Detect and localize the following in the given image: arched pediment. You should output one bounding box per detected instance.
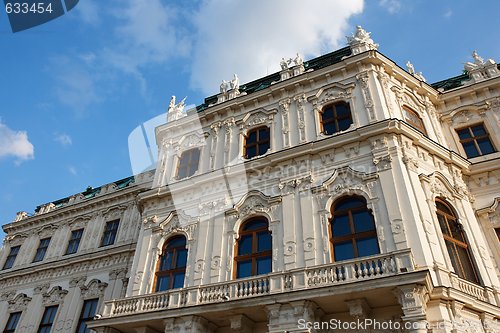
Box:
[80,279,108,299]
[240,110,275,130]
[8,293,31,312]
[391,86,426,111]
[42,286,68,306]
[308,82,356,109]
[419,171,465,200]
[102,205,127,221]
[38,224,58,239]
[443,104,488,126]
[226,190,281,229]
[178,132,206,150]
[158,210,198,241]
[68,215,92,229]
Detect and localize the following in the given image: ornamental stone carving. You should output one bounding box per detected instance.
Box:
[102,205,127,221]
[278,174,314,195]
[346,25,378,55]
[42,286,69,306]
[158,211,199,242]
[226,190,281,224]
[69,276,87,288]
[8,293,32,312]
[308,82,355,111]
[294,94,307,142]
[178,133,205,150]
[241,111,273,130]
[393,284,428,319]
[80,279,108,299]
[279,98,291,148]
[356,72,376,121]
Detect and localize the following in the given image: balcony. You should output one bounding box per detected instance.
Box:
[102,249,416,318]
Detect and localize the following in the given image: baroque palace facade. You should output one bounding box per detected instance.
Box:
[1,27,499,333]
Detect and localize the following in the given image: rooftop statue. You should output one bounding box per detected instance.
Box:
[167,95,187,122]
[293,53,303,66]
[347,26,375,45]
[406,61,426,82]
[280,57,289,70]
[230,73,240,90]
[464,50,495,71]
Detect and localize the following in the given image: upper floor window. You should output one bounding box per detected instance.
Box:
[37,305,58,333]
[321,101,353,135]
[456,124,496,158]
[2,246,20,270]
[235,218,272,278]
[495,228,500,241]
[244,127,270,159]
[33,238,51,263]
[100,220,119,247]
[66,229,83,255]
[155,236,188,292]
[3,312,21,333]
[177,148,200,179]
[402,106,427,135]
[76,298,98,333]
[330,196,379,261]
[436,199,479,284]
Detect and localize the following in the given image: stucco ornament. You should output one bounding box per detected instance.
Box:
[8,293,32,312]
[80,279,108,299]
[42,286,69,306]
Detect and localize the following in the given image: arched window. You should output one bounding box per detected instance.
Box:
[177,148,200,179]
[235,218,272,278]
[154,236,188,292]
[244,127,270,159]
[321,101,353,135]
[402,106,427,135]
[330,196,379,261]
[436,199,479,284]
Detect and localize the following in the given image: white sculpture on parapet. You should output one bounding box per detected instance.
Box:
[167,95,187,122]
[218,74,241,104]
[406,61,426,82]
[464,50,499,83]
[346,25,379,55]
[280,53,305,80]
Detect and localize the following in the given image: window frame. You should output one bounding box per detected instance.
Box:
[244,126,270,159]
[176,148,201,180]
[3,311,22,333]
[65,229,84,255]
[320,101,353,135]
[234,217,272,279]
[33,238,51,263]
[436,198,480,284]
[455,123,496,158]
[402,106,427,135]
[2,245,20,270]
[154,235,188,292]
[329,195,379,262]
[37,305,58,333]
[100,220,120,247]
[75,298,99,333]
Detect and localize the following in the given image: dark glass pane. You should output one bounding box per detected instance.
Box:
[188,164,198,177]
[323,122,335,135]
[356,237,379,257]
[238,235,253,255]
[322,107,334,119]
[436,202,453,216]
[243,219,268,231]
[335,197,365,211]
[477,138,495,155]
[77,322,87,333]
[179,153,189,166]
[337,117,352,131]
[10,246,20,255]
[177,168,187,179]
[156,276,170,292]
[334,241,354,261]
[471,125,486,136]
[331,215,351,237]
[160,252,173,271]
[448,221,465,242]
[463,142,479,158]
[167,237,186,248]
[173,272,185,289]
[257,256,272,275]
[457,128,471,139]
[352,210,375,233]
[258,143,269,155]
[247,131,257,143]
[6,312,21,330]
[246,146,256,158]
[335,103,350,117]
[191,149,200,160]
[437,214,450,236]
[259,128,270,140]
[237,260,252,278]
[257,232,272,252]
[445,241,460,275]
[176,249,188,268]
[456,246,477,283]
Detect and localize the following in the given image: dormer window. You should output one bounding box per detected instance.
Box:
[177,148,200,179]
[244,127,270,159]
[321,101,353,135]
[402,106,427,135]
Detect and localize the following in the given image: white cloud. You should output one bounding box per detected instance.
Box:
[444,9,452,18]
[379,0,401,14]
[0,120,34,162]
[189,0,364,94]
[69,166,78,175]
[54,133,72,146]
[75,0,100,26]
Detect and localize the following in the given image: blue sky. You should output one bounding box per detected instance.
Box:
[0,0,498,238]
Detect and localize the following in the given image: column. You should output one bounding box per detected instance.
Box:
[394,284,429,333]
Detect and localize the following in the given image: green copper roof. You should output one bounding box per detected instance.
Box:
[431,72,470,91]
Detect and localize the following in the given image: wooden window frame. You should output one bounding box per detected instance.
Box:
[329,196,379,261]
[234,218,272,278]
[154,236,187,292]
[320,101,353,135]
[456,123,496,158]
[436,198,480,284]
[176,148,200,179]
[402,106,427,135]
[244,126,270,159]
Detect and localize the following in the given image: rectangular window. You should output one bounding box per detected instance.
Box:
[456,124,496,158]
[100,220,119,247]
[495,228,500,241]
[177,148,200,179]
[33,238,51,263]
[37,305,58,333]
[65,229,84,255]
[3,312,21,333]
[76,299,98,333]
[2,246,20,270]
